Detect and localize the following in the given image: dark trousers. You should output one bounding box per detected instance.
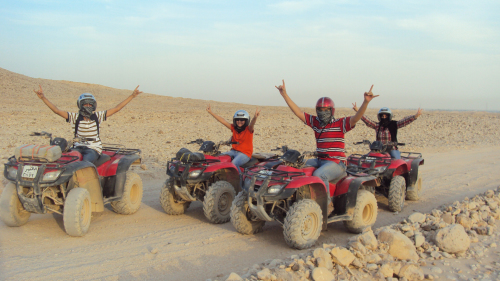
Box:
[72,146,99,163]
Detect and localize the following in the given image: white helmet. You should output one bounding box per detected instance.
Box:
[377,107,392,122]
[233,110,250,128]
[77,93,97,117]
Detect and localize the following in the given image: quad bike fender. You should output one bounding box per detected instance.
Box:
[407,158,424,188]
[57,160,97,187]
[333,176,377,218]
[70,167,104,212]
[388,161,409,178]
[112,154,141,198]
[203,162,239,174]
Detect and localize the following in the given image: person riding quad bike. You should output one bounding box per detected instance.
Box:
[352,103,423,159]
[206,105,260,171]
[275,80,379,212]
[34,84,143,163]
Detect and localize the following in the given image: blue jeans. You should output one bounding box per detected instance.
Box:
[223,150,250,172]
[390,149,401,159]
[73,146,99,163]
[305,158,346,201]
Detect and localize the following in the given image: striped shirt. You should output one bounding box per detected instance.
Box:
[67,111,107,154]
[304,113,354,164]
[361,115,417,148]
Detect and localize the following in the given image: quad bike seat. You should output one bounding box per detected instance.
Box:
[94,153,111,167]
[176,148,205,163]
[329,171,348,184]
[240,157,259,169]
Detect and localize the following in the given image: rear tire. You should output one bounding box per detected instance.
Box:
[230,191,265,234]
[406,175,422,201]
[388,175,406,212]
[111,172,143,215]
[160,178,190,215]
[283,199,323,249]
[344,189,377,233]
[203,181,235,224]
[0,183,31,227]
[64,188,91,237]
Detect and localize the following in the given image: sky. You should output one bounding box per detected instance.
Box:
[1,0,499,111]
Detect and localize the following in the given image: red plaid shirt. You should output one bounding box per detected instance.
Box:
[361,115,417,148]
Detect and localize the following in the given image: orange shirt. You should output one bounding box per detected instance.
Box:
[230,125,254,158]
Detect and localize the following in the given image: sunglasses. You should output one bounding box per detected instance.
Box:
[235,119,246,122]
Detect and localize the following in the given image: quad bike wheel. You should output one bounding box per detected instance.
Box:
[111,172,143,215]
[406,175,422,201]
[283,199,323,249]
[160,178,191,215]
[230,191,265,234]
[344,189,377,233]
[0,182,31,227]
[64,187,91,237]
[203,180,235,224]
[388,175,406,212]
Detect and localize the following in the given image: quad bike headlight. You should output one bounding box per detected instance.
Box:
[7,167,18,180]
[375,166,387,173]
[267,184,285,195]
[42,171,62,182]
[188,170,202,179]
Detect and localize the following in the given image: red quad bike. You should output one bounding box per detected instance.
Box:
[160,139,282,224]
[0,132,143,237]
[347,140,424,212]
[230,148,380,250]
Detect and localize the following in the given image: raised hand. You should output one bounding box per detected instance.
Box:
[363,85,379,102]
[275,79,287,96]
[34,85,45,99]
[206,104,213,114]
[254,108,261,118]
[415,108,423,118]
[352,102,358,112]
[131,85,142,97]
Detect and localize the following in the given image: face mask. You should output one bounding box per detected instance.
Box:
[317,109,332,126]
[79,106,93,117]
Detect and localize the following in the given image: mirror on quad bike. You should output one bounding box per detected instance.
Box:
[187,139,204,145]
[199,141,216,152]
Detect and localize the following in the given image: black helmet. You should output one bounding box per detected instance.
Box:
[50,137,69,152]
[77,93,97,117]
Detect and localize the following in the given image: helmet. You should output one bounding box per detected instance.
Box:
[233,110,250,128]
[77,93,97,117]
[315,97,335,117]
[377,107,392,122]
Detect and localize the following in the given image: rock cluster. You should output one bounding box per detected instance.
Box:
[219,187,500,281]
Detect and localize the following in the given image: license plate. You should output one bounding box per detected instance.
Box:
[22,165,38,179]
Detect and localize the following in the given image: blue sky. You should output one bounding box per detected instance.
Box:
[1,0,499,110]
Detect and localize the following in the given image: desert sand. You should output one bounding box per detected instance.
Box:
[1,67,500,281]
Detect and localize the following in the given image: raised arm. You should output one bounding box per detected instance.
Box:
[106,85,142,118]
[352,102,377,129]
[207,104,231,130]
[34,85,68,119]
[248,108,261,132]
[275,80,306,123]
[397,108,423,128]
[350,85,379,127]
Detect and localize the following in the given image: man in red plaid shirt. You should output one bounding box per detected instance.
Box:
[352,104,423,159]
[276,80,378,208]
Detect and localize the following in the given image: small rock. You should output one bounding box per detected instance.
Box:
[150,248,159,254]
[434,224,470,253]
[399,264,424,280]
[257,268,273,280]
[366,263,378,271]
[380,263,394,278]
[409,212,426,224]
[378,229,419,261]
[225,272,243,281]
[431,267,442,274]
[330,247,355,267]
[359,227,378,250]
[311,267,334,281]
[414,233,425,248]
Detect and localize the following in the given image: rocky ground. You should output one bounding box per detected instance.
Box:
[224,187,500,281]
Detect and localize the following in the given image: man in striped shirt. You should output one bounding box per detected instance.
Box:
[275,80,378,206]
[352,105,423,159]
[34,85,142,163]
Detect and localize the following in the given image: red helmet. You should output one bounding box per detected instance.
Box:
[316,97,335,116]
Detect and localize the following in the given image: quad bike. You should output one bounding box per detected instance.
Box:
[1,132,143,236]
[230,147,380,250]
[346,140,424,212]
[160,139,283,224]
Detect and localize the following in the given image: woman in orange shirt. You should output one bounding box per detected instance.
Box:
[207,105,260,171]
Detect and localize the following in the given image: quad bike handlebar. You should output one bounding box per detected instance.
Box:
[353,140,405,146]
[271,146,289,153]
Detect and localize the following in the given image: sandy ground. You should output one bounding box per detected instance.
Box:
[1,67,500,280]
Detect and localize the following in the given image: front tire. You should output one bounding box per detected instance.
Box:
[406,175,422,201]
[160,178,190,215]
[64,188,92,237]
[203,181,235,224]
[111,172,143,215]
[283,199,323,250]
[344,189,377,233]
[0,183,31,227]
[388,175,406,212]
[230,191,265,234]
